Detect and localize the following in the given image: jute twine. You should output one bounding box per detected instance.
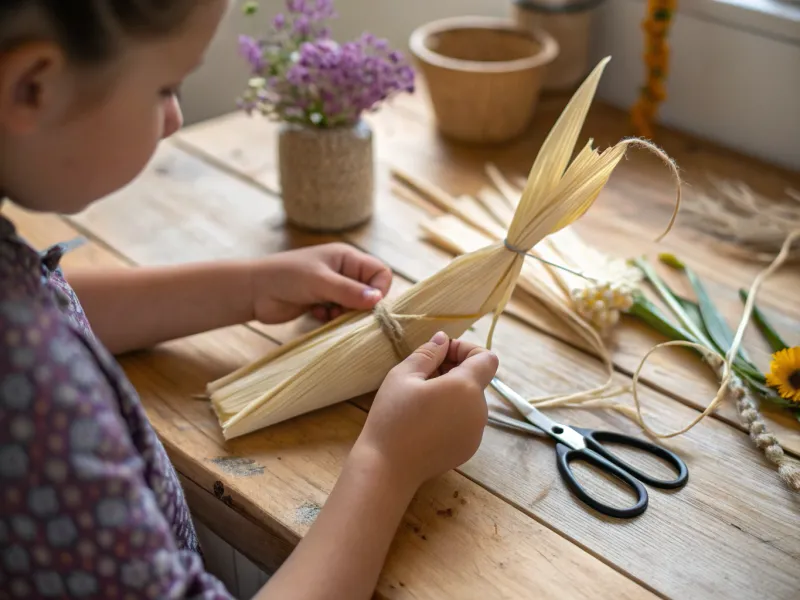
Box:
[370,300,487,362]
[627,230,800,491]
[372,301,413,360]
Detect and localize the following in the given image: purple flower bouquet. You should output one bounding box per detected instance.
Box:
[237,0,416,129]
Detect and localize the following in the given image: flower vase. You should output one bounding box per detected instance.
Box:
[277,120,374,232]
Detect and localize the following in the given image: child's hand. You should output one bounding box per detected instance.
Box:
[252,243,393,324]
[355,332,499,488]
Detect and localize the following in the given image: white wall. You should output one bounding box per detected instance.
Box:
[181,0,800,171]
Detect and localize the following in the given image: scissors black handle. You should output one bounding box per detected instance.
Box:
[555,444,649,519]
[571,427,689,489]
[555,428,689,519]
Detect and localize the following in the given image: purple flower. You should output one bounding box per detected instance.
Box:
[286,65,312,85]
[238,35,265,71]
[287,0,306,12]
[237,0,415,127]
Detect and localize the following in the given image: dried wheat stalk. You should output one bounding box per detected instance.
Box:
[683,176,800,262]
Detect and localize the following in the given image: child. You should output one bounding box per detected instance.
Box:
[0,1,500,598]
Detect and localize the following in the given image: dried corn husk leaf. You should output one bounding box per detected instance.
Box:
[208,56,680,440]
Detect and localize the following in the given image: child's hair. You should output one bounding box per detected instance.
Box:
[0,0,198,63]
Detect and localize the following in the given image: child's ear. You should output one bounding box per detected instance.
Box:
[0,41,68,135]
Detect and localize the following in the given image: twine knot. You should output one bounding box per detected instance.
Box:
[503,238,526,256]
[372,300,411,360]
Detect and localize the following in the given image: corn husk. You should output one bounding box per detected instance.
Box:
[208,56,678,440]
[408,174,634,410]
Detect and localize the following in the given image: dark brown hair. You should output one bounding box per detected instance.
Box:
[0,1,197,62]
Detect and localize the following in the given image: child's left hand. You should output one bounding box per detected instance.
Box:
[252,243,393,324]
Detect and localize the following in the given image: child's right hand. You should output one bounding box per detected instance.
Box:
[355,331,500,489]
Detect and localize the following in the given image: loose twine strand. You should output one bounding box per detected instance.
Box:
[628,229,800,491]
[484,146,800,492]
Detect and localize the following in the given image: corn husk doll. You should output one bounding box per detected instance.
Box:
[208,57,678,440]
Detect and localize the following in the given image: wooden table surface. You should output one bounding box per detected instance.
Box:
[6,89,800,599]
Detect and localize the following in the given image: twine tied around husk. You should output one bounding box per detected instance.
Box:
[402,154,800,492]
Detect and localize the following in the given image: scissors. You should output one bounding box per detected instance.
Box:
[488,378,689,519]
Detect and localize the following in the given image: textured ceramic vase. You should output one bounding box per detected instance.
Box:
[278,120,374,232]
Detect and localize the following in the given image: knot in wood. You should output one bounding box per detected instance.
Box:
[373,300,411,361]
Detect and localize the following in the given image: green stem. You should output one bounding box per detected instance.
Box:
[738,289,789,353]
[629,293,696,344]
[633,258,717,350]
[659,254,764,379]
[625,265,793,414]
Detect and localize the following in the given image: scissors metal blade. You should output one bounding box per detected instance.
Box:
[489,378,586,450]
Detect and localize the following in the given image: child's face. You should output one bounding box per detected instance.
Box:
[0,0,229,214]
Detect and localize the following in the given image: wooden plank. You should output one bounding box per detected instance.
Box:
[246,277,800,600]
[171,118,800,455]
[176,104,800,321]
[38,198,800,598]
[122,325,661,600]
[180,473,292,576]
[11,200,657,599]
[1,202,130,269]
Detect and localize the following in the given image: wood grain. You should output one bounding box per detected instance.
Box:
[173,115,800,455]
[22,89,798,598]
[176,98,800,320]
[250,277,800,600]
[8,199,658,599]
[42,195,800,598]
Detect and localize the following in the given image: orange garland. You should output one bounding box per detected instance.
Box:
[630,0,677,138]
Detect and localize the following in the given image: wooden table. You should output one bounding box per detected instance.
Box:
[6,89,800,599]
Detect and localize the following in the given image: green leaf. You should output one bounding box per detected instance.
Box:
[734,363,767,385]
[659,254,760,374]
[674,295,704,331]
[738,289,789,353]
[634,258,715,348]
[628,294,696,344]
[671,296,760,382]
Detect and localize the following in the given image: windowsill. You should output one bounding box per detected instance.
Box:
[685,0,800,43]
[595,0,800,170]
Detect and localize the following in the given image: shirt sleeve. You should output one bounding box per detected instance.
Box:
[0,298,236,599]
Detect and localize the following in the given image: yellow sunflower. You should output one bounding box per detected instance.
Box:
[765,347,800,403]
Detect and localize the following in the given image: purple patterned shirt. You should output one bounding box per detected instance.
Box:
[0,212,233,599]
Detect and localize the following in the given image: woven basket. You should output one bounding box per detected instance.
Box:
[409,16,558,144]
[278,120,374,232]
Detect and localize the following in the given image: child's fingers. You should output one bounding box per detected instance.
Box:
[445,339,488,366]
[311,305,331,321]
[448,350,499,389]
[311,303,345,322]
[392,331,450,379]
[367,267,392,298]
[318,271,383,310]
[337,246,393,297]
